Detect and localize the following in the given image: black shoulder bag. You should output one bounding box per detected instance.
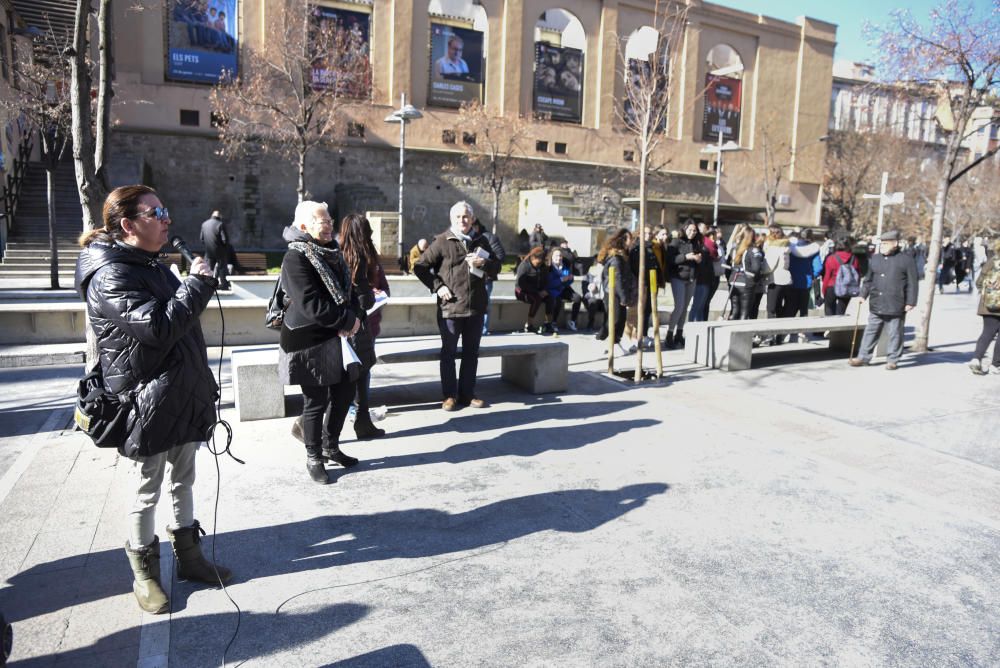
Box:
[74,365,135,448]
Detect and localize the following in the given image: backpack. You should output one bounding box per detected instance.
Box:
[982,259,1000,313]
[833,254,861,298]
[74,365,135,448]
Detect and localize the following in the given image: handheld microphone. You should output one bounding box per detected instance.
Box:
[169,235,197,265]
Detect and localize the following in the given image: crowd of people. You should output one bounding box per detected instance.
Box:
[74,184,999,615]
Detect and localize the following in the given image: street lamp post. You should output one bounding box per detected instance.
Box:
[701,135,744,227]
[384,93,423,263]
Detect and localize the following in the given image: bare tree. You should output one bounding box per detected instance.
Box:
[69,0,113,232]
[210,2,371,202]
[453,101,530,234]
[618,1,688,381]
[0,26,73,288]
[870,0,1000,352]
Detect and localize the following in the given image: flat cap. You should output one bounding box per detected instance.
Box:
[880,230,900,241]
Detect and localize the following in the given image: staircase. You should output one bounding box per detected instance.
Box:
[1,159,83,281]
[518,187,602,255]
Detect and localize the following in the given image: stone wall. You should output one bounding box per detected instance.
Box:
[110,130,714,254]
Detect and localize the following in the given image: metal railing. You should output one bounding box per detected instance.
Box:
[1,132,35,261]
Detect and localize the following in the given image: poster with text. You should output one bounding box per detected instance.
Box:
[166,0,239,84]
[428,23,484,108]
[702,74,742,142]
[310,5,371,97]
[533,43,584,124]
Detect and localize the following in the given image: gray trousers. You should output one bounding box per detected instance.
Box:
[669,278,695,332]
[858,313,905,362]
[128,441,199,548]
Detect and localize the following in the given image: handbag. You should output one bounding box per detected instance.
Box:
[74,365,134,448]
[265,275,287,330]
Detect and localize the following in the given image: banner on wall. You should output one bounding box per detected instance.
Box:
[702,74,742,142]
[427,23,484,108]
[309,5,371,96]
[166,0,239,84]
[533,43,583,124]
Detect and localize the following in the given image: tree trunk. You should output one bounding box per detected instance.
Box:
[634,147,648,382]
[46,168,60,290]
[69,0,104,232]
[297,149,307,202]
[913,176,950,352]
[492,189,500,235]
[94,0,113,190]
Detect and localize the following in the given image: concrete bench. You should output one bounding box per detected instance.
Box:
[685,304,892,371]
[232,337,569,421]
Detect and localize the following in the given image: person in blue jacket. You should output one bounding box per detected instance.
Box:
[546,246,582,331]
[788,229,822,337]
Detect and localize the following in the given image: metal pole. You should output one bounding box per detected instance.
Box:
[875,171,888,240]
[397,93,406,264]
[607,266,616,374]
[712,132,723,227]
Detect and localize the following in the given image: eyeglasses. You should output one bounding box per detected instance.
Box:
[135,207,170,221]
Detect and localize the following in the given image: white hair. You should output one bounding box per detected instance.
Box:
[293,201,330,229]
[450,201,473,219]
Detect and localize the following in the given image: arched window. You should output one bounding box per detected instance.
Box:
[533,9,585,124]
[623,26,669,133]
[427,0,488,108]
[702,44,744,143]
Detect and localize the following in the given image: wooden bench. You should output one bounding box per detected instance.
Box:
[232,337,569,421]
[160,251,269,278]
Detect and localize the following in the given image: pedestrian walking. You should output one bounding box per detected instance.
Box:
[413,201,501,411]
[199,210,234,289]
[849,230,918,371]
[969,239,1000,375]
[76,185,231,614]
[279,201,364,484]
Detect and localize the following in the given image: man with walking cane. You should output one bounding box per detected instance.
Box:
[849,230,918,371]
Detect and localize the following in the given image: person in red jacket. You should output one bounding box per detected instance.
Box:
[820,237,861,315]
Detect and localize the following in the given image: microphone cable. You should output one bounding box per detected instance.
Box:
[202,278,245,668]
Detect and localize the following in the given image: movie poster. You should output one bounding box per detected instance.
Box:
[623,58,668,132]
[310,5,371,96]
[166,0,239,84]
[702,74,742,142]
[533,43,584,123]
[427,23,485,108]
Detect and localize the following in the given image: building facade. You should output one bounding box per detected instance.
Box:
[2,0,836,253]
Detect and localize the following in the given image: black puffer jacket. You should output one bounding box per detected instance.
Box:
[665,237,704,281]
[75,240,219,459]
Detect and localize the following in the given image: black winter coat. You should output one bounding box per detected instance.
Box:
[861,249,918,316]
[665,237,704,281]
[602,251,635,307]
[514,258,548,294]
[413,229,500,318]
[75,240,219,459]
[278,227,370,387]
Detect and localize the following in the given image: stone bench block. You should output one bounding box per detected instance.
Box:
[232,349,283,421]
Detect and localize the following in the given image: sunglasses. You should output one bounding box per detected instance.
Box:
[135,206,170,221]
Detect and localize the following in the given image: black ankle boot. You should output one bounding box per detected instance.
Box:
[675,330,685,347]
[665,332,675,349]
[305,445,329,484]
[354,414,385,440]
[322,443,359,468]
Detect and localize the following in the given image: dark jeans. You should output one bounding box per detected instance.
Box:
[787,287,811,317]
[597,299,627,343]
[438,312,485,401]
[689,282,712,323]
[516,289,556,321]
[584,299,604,330]
[205,247,231,286]
[703,276,721,321]
[766,284,792,319]
[974,315,1000,365]
[300,380,357,448]
[555,286,582,323]
[483,281,494,333]
[823,286,851,316]
[730,286,762,320]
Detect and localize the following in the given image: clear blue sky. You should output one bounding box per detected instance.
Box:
[713,0,943,64]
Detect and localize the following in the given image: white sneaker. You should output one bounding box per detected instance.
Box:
[990,365,1000,375]
[617,342,636,356]
[346,405,357,423]
[370,405,387,422]
[567,320,578,331]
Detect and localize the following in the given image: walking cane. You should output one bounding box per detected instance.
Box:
[848,298,863,363]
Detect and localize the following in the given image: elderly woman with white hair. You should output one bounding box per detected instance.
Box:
[279,201,368,484]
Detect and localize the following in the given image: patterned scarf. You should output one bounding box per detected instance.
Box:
[288,241,349,305]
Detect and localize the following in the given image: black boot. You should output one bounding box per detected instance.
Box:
[354,413,385,439]
[675,330,685,347]
[664,332,675,349]
[322,443,359,468]
[305,444,329,484]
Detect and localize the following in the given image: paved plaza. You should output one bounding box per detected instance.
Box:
[0,291,998,667]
